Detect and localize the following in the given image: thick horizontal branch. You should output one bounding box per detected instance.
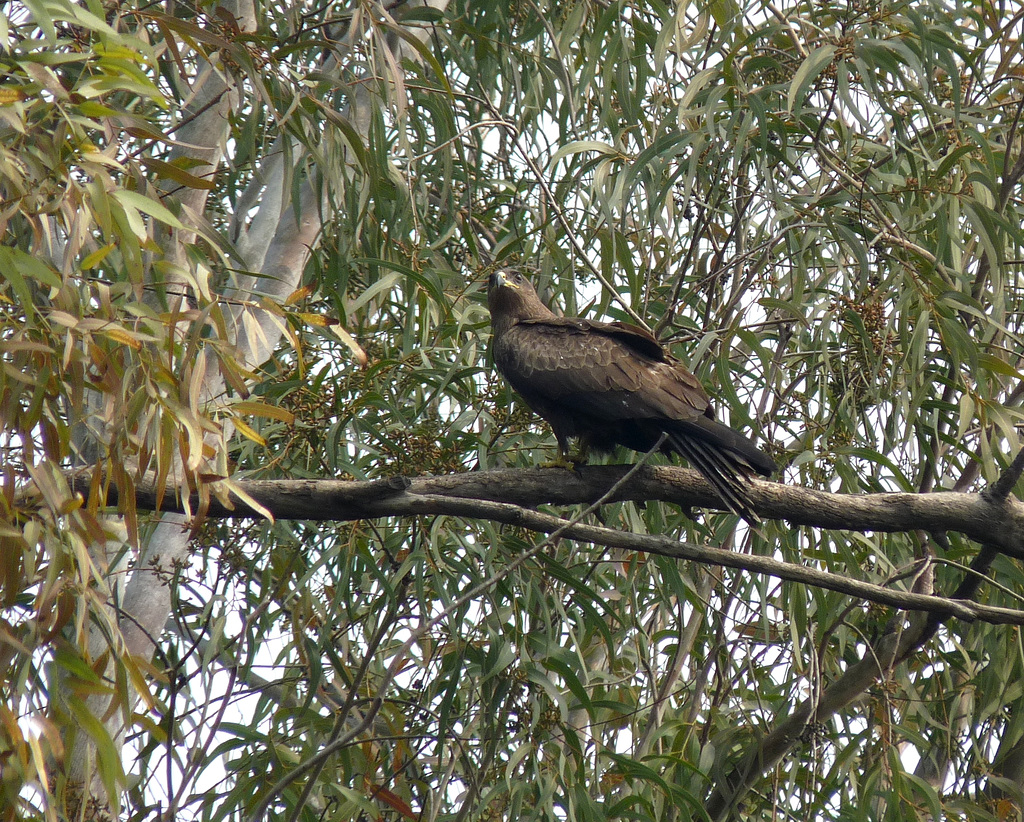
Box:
[67,466,1024,626]
[78,463,1024,559]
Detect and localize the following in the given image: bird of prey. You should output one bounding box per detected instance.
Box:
[487,269,776,521]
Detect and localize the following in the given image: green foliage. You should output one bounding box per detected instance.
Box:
[3,0,1024,820]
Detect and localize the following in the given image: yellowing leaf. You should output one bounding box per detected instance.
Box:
[232,418,266,446]
[297,312,328,327]
[101,327,142,350]
[216,478,274,522]
[0,86,25,104]
[257,297,286,316]
[81,244,115,270]
[329,322,368,366]
[231,400,296,424]
[285,285,313,305]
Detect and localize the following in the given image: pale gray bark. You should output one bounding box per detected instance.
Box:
[60,0,451,812]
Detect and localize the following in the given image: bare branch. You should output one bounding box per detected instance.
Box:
[988,447,1024,503]
[60,468,1024,626]
[64,464,1024,559]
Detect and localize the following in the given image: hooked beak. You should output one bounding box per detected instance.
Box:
[489,269,519,290]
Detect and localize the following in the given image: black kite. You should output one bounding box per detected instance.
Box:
[487,269,776,521]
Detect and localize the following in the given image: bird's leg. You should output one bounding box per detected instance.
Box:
[540,436,587,473]
[567,438,590,467]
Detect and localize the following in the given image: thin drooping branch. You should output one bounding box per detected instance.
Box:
[704,535,1005,820]
[246,442,668,822]
[899,543,1000,664]
[705,450,1024,817]
[704,612,932,821]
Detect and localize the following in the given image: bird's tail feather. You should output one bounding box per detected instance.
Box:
[663,430,761,523]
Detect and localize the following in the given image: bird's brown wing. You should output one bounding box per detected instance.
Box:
[495,315,775,473]
[488,272,775,519]
[501,317,711,424]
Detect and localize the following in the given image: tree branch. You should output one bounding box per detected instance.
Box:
[703,530,1006,819]
[704,613,932,820]
[988,447,1024,503]
[65,464,1024,559]
[60,467,1024,626]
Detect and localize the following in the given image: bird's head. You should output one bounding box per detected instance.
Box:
[488,268,526,293]
[487,269,553,330]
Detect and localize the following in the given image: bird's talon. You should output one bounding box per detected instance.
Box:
[539,454,582,473]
